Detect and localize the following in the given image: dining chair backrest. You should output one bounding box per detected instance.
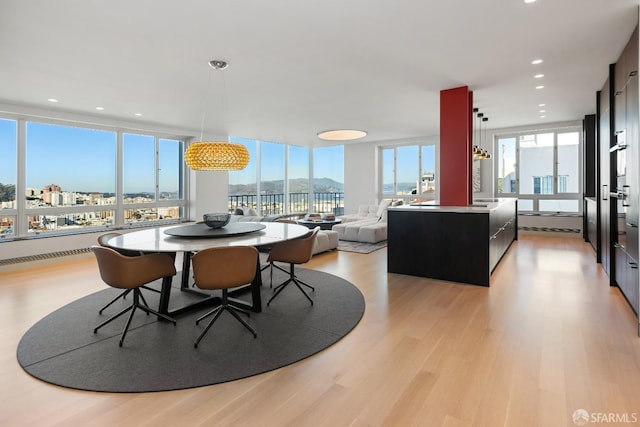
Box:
[97,232,120,248]
[97,232,140,257]
[91,245,176,290]
[191,246,259,290]
[267,227,319,265]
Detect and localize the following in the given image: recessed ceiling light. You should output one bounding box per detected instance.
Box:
[532,59,543,65]
[95,107,104,111]
[524,0,536,3]
[534,74,544,79]
[538,103,546,107]
[317,129,367,141]
[47,98,58,103]
[540,115,546,119]
[134,113,143,117]
[536,85,545,89]
[539,110,546,113]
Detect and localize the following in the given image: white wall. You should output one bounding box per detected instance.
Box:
[343,142,378,214]
[190,169,229,221]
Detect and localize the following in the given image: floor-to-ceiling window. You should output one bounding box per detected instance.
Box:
[228,137,258,211]
[313,145,344,215]
[288,145,309,213]
[0,119,17,237]
[260,141,285,215]
[495,126,582,213]
[379,142,438,203]
[0,116,186,240]
[228,137,344,216]
[25,123,117,234]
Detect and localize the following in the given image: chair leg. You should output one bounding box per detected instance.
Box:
[270,262,274,288]
[295,277,315,291]
[98,288,132,314]
[259,261,274,287]
[99,286,160,315]
[196,306,223,325]
[194,290,257,348]
[95,289,176,347]
[194,308,225,348]
[272,263,289,275]
[291,278,314,305]
[267,264,314,306]
[138,291,150,314]
[118,304,139,346]
[135,302,177,324]
[94,304,133,333]
[226,306,257,337]
[267,278,293,306]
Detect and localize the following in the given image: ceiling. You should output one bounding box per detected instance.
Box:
[1,0,638,147]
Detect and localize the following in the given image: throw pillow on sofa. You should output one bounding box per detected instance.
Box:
[376,199,392,221]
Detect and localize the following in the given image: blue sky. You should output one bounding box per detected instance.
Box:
[229,136,345,186]
[0,120,181,193]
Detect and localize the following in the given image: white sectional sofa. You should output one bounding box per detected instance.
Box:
[311,229,339,255]
[333,200,392,244]
[228,208,338,255]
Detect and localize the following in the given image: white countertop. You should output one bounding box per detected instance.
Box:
[389,198,516,214]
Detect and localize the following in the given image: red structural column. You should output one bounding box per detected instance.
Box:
[440,86,473,206]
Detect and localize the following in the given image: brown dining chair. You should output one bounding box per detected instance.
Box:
[191,246,259,348]
[266,227,319,306]
[96,232,161,314]
[91,245,177,346]
[259,218,298,277]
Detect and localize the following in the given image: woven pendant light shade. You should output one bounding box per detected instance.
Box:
[185,142,250,171]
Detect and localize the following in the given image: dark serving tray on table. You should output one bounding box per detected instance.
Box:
[164,222,266,238]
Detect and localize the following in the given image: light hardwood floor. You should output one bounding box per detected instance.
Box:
[1,234,639,427]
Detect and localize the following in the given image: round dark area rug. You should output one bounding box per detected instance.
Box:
[17,267,364,393]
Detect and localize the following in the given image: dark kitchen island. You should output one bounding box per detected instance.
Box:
[387,198,517,286]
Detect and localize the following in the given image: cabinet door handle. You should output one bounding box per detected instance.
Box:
[629,262,638,269]
[623,185,630,207]
[626,222,638,228]
[603,185,608,201]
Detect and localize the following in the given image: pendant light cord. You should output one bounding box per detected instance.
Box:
[219,69,227,138]
[199,69,214,142]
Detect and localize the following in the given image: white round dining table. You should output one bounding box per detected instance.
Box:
[105,222,311,315]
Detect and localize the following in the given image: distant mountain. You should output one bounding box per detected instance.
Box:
[0,183,15,202]
[229,177,343,195]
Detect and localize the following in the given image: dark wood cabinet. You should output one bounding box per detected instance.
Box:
[585,197,598,254]
[599,78,613,276]
[387,199,517,287]
[604,26,639,315]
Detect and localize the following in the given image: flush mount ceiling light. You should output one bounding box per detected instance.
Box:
[317,129,367,141]
[185,60,250,171]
